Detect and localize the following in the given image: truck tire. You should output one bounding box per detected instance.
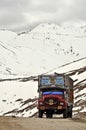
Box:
[68,109,72,118]
[68,106,73,118]
[63,109,68,118]
[38,110,43,118]
[68,111,72,118]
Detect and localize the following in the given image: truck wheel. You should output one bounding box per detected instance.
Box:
[68,106,73,118]
[38,110,43,118]
[63,109,68,118]
[68,109,72,118]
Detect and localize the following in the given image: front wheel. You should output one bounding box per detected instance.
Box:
[68,107,72,118]
[63,109,68,118]
[38,110,43,118]
[68,111,72,118]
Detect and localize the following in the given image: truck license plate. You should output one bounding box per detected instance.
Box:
[57,106,62,109]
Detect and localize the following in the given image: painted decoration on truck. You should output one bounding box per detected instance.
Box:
[40,76,64,86]
[55,76,64,85]
[41,76,50,85]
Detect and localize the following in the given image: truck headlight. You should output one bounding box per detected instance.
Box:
[39,102,43,105]
[60,102,64,105]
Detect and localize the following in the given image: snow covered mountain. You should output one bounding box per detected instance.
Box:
[0,23,86,117]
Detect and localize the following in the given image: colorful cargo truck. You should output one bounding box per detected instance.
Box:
[37,73,73,118]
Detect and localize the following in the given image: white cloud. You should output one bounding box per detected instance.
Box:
[0,0,86,32]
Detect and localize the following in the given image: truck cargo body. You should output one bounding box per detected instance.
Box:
[37,73,73,118]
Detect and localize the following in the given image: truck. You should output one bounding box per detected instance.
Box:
[37,73,73,118]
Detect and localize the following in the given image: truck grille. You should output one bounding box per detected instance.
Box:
[45,98,58,106]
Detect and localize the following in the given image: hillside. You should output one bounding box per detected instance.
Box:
[0,23,86,117]
[0,23,86,78]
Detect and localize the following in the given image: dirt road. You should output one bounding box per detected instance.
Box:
[0,116,86,130]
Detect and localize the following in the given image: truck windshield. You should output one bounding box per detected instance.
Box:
[43,91,63,95]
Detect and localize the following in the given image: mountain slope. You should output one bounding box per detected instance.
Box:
[0,23,86,78]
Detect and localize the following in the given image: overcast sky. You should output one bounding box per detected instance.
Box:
[0,0,86,32]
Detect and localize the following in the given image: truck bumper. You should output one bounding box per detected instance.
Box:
[38,105,66,110]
